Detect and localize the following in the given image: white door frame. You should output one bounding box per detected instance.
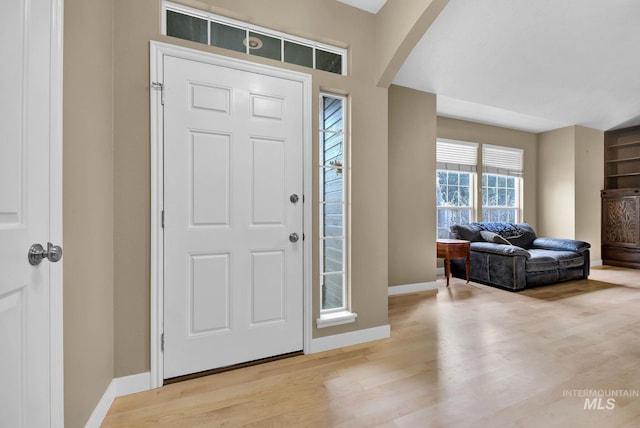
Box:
[50,0,65,425]
[149,41,312,388]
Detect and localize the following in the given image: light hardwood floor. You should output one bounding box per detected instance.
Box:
[102,266,640,427]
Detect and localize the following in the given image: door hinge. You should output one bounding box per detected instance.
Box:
[161,333,164,352]
[152,81,164,105]
[161,210,165,228]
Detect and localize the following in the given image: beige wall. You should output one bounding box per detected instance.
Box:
[575,126,604,260]
[63,0,115,427]
[388,85,437,286]
[437,117,539,227]
[538,126,576,238]
[112,0,160,379]
[538,125,603,259]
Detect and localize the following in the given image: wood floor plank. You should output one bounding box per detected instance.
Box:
[102,266,640,427]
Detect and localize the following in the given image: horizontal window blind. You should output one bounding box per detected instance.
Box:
[436,139,478,172]
[482,144,523,177]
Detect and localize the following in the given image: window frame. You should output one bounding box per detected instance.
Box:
[481,144,524,222]
[481,172,521,223]
[163,1,348,75]
[436,170,476,239]
[317,92,356,328]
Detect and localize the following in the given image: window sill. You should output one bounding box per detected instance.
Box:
[316,310,357,329]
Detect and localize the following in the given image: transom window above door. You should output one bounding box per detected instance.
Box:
[163,1,347,75]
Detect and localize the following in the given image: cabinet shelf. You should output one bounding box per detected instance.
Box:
[608,172,640,178]
[607,140,640,149]
[607,156,640,163]
[605,125,640,192]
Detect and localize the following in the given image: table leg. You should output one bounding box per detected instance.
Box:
[465,254,470,283]
[444,258,451,287]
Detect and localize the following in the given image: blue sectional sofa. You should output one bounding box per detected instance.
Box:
[448,222,590,291]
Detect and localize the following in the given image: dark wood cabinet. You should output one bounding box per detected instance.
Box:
[602,125,640,268]
[601,188,640,268]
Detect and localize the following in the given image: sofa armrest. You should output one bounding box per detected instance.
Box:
[531,237,591,253]
[470,242,531,258]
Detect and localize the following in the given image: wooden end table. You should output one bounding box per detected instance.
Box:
[436,239,470,286]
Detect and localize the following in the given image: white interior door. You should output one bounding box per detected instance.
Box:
[163,55,305,378]
[0,0,62,426]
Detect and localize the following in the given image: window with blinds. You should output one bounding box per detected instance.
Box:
[436,140,478,238]
[436,140,524,235]
[482,145,523,222]
[436,139,478,172]
[482,145,523,177]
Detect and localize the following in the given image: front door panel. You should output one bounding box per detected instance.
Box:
[163,56,304,378]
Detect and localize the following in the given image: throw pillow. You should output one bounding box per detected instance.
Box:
[480,230,511,245]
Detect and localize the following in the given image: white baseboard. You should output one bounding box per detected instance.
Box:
[85,372,151,428]
[85,381,115,428]
[436,267,444,275]
[591,259,603,267]
[388,281,438,295]
[309,324,391,354]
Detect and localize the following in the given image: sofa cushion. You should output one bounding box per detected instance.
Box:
[472,222,524,238]
[531,237,591,253]
[471,242,531,257]
[550,251,585,269]
[480,230,511,245]
[470,222,537,248]
[506,223,537,248]
[450,224,483,242]
[526,249,558,272]
[526,249,584,272]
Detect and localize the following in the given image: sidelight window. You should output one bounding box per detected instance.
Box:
[320,94,347,314]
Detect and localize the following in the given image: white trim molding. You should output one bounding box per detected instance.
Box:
[85,372,151,428]
[316,310,357,328]
[388,281,439,296]
[50,0,65,426]
[310,325,391,354]
[150,41,312,387]
[591,259,603,267]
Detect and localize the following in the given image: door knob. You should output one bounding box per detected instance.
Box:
[28,242,63,266]
[289,233,299,243]
[290,194,299,204]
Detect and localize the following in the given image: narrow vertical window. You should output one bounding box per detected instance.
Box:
[436,140,478,238]
[320,94,346,313]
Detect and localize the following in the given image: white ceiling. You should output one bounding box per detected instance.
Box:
[392,0,640,133]
[336,0,387,14]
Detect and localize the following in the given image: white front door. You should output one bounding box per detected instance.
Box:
[0,0,62,426]
[163,55,305,378]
